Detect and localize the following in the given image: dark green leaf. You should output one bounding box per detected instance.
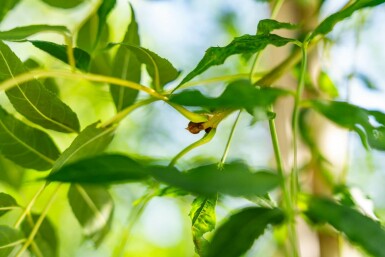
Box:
[68,184,113,246]
[116,43,179,90]
[207,207,285,257]
[110,4,141,111]
[171,79,288,112]
[310,100,385,151]
[21,213,58,257]
[0,41,80,133]
[51,122,116,172]
[40,0,84,9]
[76,0,116,53]
[151,162,280,196]
[0,106,60,171]
[304,197,385,257]
[257,19,297,35]
[310,0,385,40]
[0,192,18,217]
[0,225,23,257]
[156,186,189,197]
[47,154,280,196]
[0,25,69,41]
[0,0,20,23]
[178,34,295,87]
[47,154,149,183]
[30,40,91,71]
[190,195,217,256]
[318,71,338,98]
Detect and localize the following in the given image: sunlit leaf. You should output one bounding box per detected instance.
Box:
[0,106,60,171]
[310,0,385,40]
[304,197,385,257]
[177,34,296,87]
[207,207,285,257]
[76,0,116,53]
[30,40,91,71]
[47,154,148,183]
[318,71,338,98]
[51,122,116,172]
[171,79,289,112]
[0,225,23,257]
[21,213,58,257]
[0,192,18,217]
[0,41,80,133]
[257,19,297,35]
[0,0,20,23]
[115,43,179,90]
[0,25,69,41]
[40,0,85,9]
[310,100,385,151]
[68,184,113,246]
[189,195,217,256]
[110,4,141,111]
[151,162,280,196]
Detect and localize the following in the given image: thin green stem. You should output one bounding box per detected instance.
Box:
[218,110,242,168]
[64,35,76,71]
[291,41,308,201]
[0,239,26,249]
[0,69,168,101]
[100,98,158,127]
[14,184,62,257]
[169,128,216,167]
[271,0,285,19]
[14,184,46,228]
[268,105,298,257]
[173,73,258,91]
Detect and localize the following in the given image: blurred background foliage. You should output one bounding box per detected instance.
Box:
[0,0,385,256]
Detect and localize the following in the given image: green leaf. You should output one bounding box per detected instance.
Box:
[116,43,179,90]
[304,197,385,257]
[0,41,80,133]
[178,34,296,87]
[68,184,114,246]
[170,79,288,112]
[318,71,338,98]
[30,40,91,72]
[189,195,217,256]
[257,19,297,35]
[0,25,69,41]
[76,0,116,53]
[110,4,141,111]
[0,225,23,257]
[206,207,285,257]
[310,0,385,40]
[310,100,385,151]
[46,155,280,196]
[0,0,20,23]
[0,192,18,217]
[21,213,58,257]
[51,122,116,172]
[0,156,25,189]
[151,162,280,196]
[0,106,60,171]
[40,0,84,9]
[23,58,60,95]
[47,154,149,183]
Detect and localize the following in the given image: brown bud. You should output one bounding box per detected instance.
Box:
[186,121,204,134]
